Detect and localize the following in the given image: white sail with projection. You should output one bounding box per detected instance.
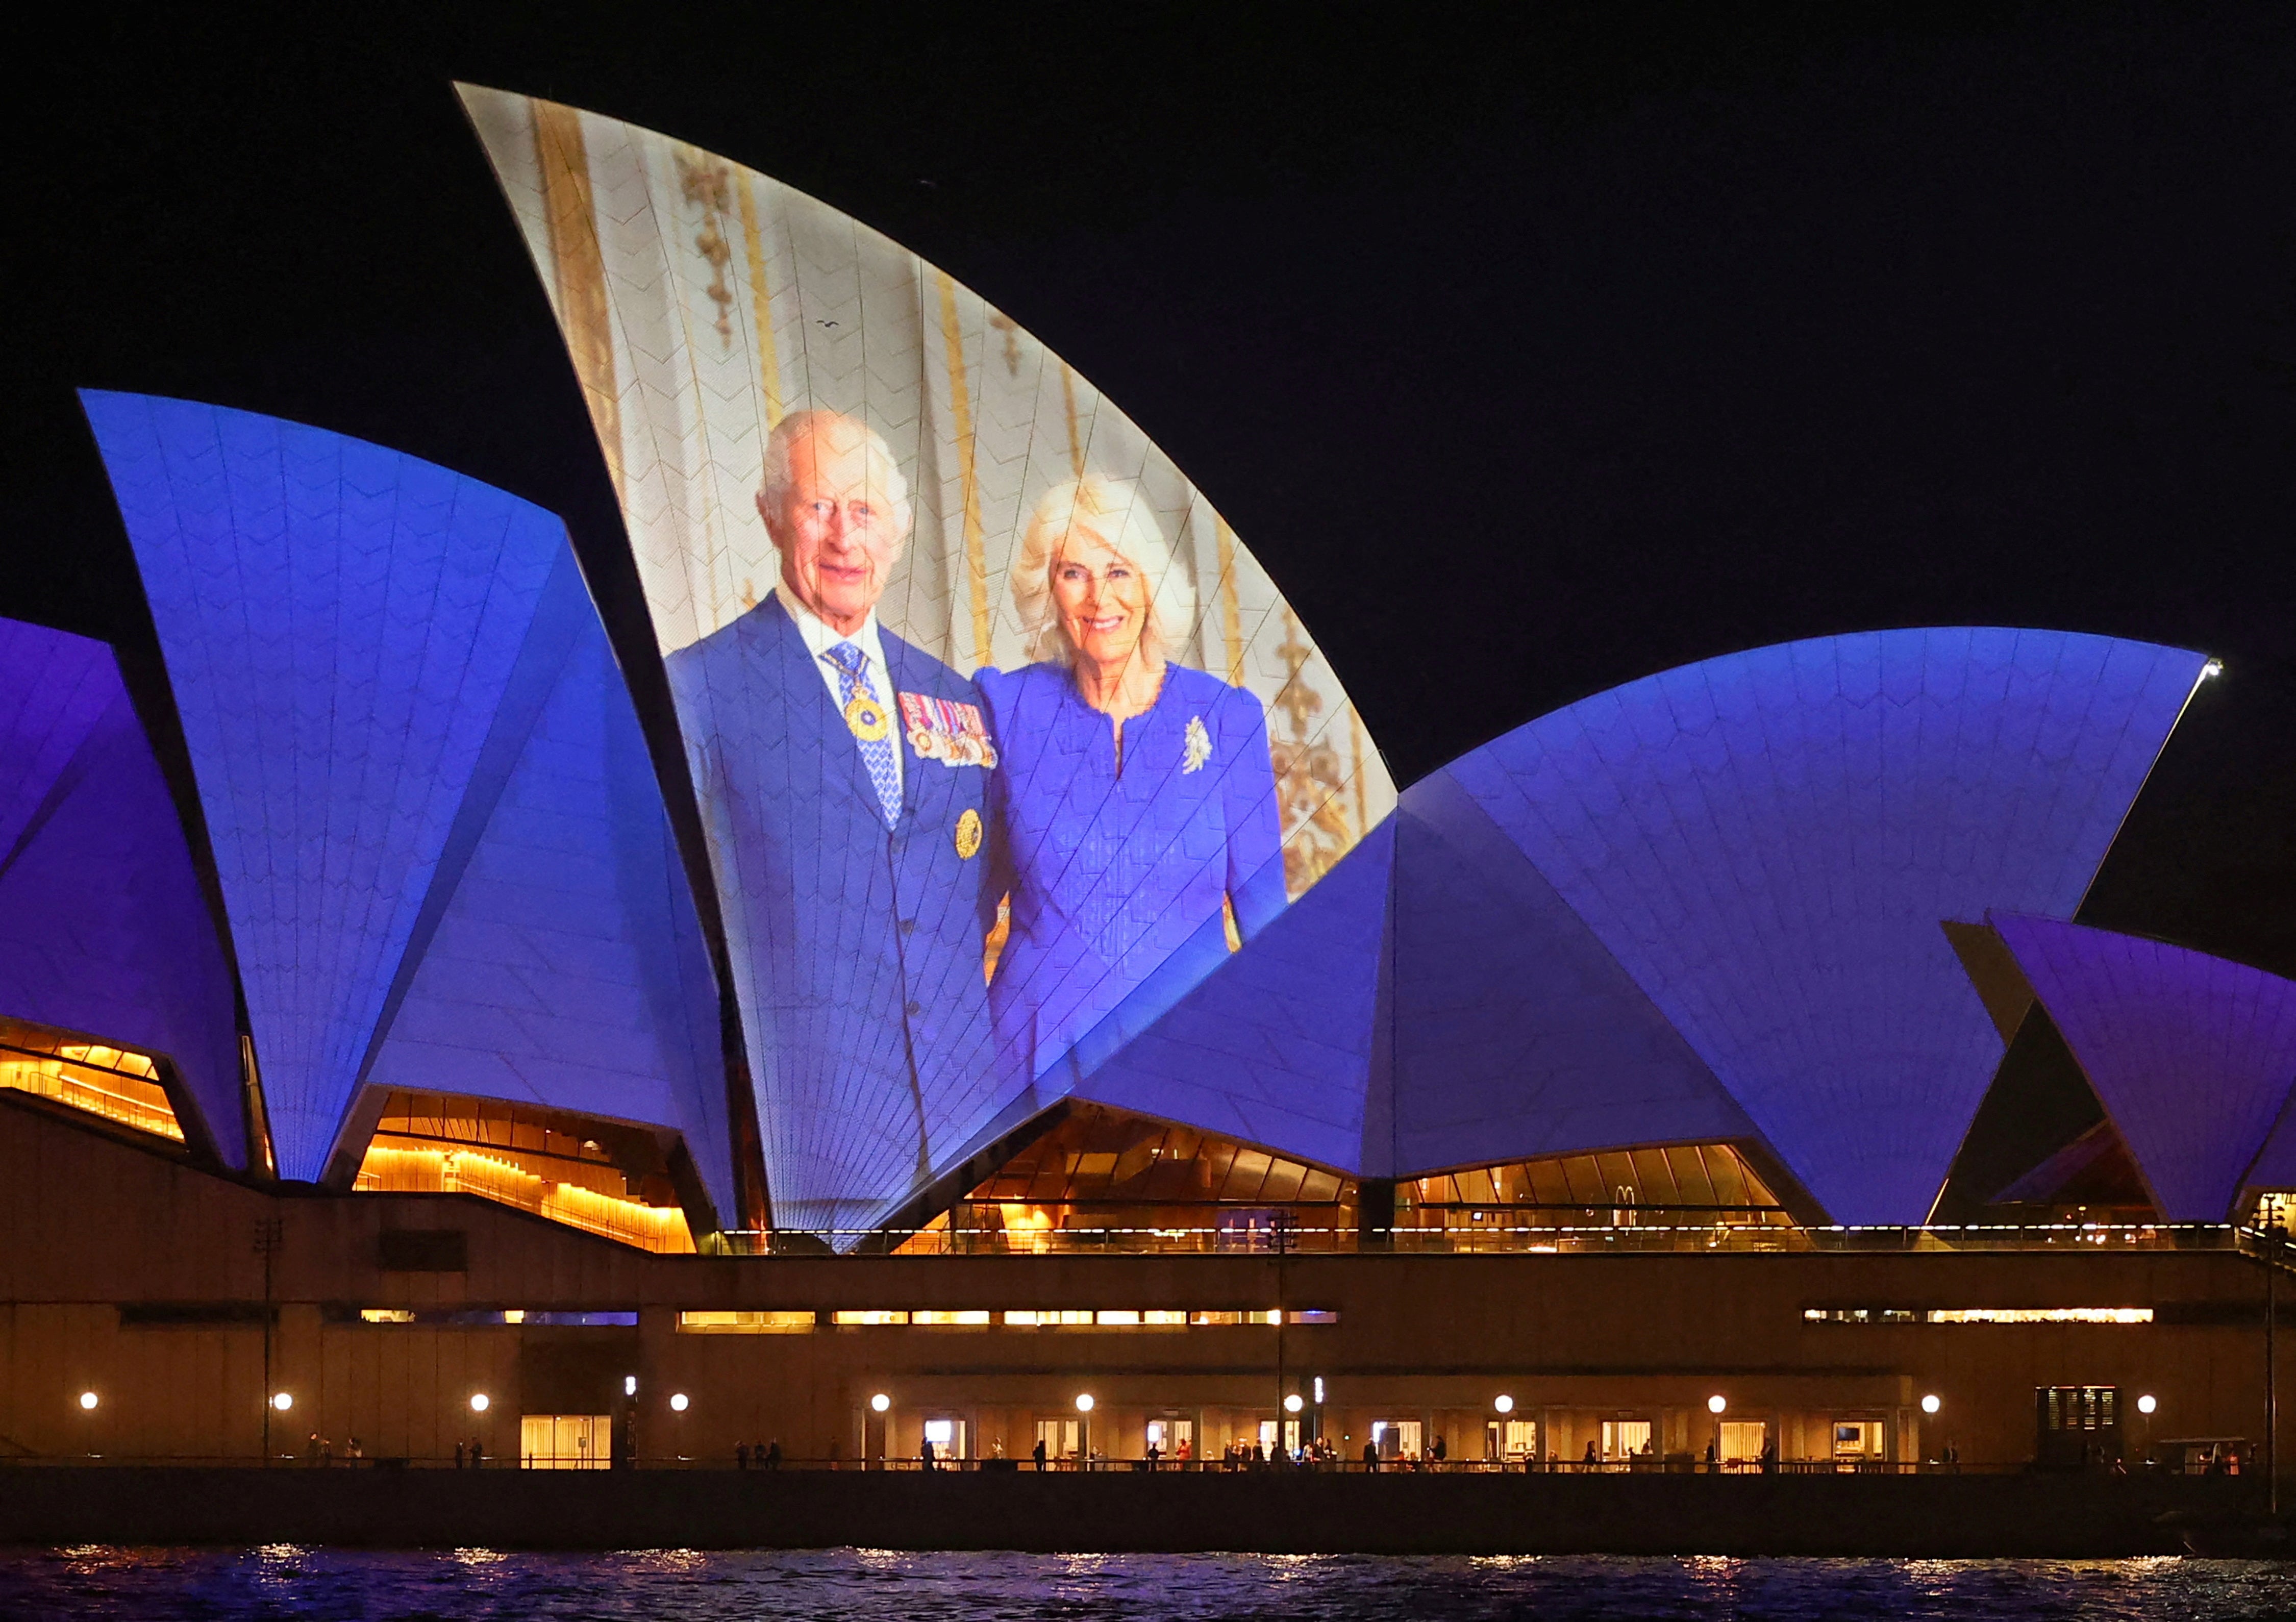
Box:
[459,86,1392,1234]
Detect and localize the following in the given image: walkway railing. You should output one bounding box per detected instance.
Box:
[702,1221,2255,1258]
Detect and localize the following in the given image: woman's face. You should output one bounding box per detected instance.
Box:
[1051,526,1150,669]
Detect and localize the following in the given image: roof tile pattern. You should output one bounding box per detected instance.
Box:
[1448,629,2208,1223]
[1992,914,2296,1220]
[0,619,244,1164]
[83,393,724,1199]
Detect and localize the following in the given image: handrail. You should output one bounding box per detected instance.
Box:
[694,1221,2241,1258]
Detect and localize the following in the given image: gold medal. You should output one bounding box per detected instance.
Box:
[954,807,983,859]
[844,691,891,742]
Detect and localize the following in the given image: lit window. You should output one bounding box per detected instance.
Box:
[1288,1310,1339,1325]
[677,1311,815,1334]
[1926,1308,2152,1325]
[1806,1306,2152,1325]
[359,1309,416,1324]
[1094,1310,1142,1326]
[1189,1311,1243,1326]
[911,1310,993,1327]
[923,1419,955,1445]
[1142,1310,1188,1326]
[831,1310,910,1326]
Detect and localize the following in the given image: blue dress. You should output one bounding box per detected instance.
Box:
[978,661,1286,1086]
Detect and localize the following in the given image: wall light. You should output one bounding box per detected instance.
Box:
[1707,1394,1727,1415]
[869,1392,891,1414]
[2203,659,2226,679]
[78,1391,98,1411]
[469,1393,490,1413]
[1075,1393,1095,1413]
[670,1393,690,1413]
[1494,1394,1515,1415]
[1313,1377,1325,1405]
[2138,1394,2158,1415]
[1920,1393,1941,1415]
[1283,1393,1304,1414]
[625,1376,638,1398]
[272,1392,293,1413]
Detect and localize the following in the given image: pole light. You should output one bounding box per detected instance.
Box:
[78,1391,98,1411]
[1284,1393,1304,1414]
[272,1392,293,1413]
[1707,1394,1727,1415]
[1920,1393,1941,1415]
[2137,1394,2157,1415]
[625,1376,638,1398]
[1075,1393,1095,1413]
[1494,1394,1515,1414]
[670,1393,690,1412]
[869,1392,891,1414]
[470,1393,490,1413]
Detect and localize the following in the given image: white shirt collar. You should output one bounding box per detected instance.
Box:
[776,578,890,677]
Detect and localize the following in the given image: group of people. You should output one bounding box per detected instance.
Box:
[733,1439,783,1470]
[302,1432,371,1466]
[669,410,1289,1225]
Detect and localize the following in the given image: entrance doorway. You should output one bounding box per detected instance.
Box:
[521,1413,610,1469]
[1601,1418,1653,1461]
[1487,1417,1538,1462]
[922,1416,967,1464]
[1145,1417,1193,1461]
[1719,1420,1767,1467]
[1372,1419,1422,1461]
[1035,1417,1080,1463]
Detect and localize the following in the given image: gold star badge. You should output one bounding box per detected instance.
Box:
[844,691,891,742]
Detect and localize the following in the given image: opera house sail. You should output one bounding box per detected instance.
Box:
[456,87,1395,1236]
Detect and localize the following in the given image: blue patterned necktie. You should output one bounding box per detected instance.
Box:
[825,641,902,826]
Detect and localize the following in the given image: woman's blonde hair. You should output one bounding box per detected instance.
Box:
[1011,475,1196,666]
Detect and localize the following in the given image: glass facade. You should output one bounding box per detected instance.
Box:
[0,1018,181,1143]
[354,1090,694,1254]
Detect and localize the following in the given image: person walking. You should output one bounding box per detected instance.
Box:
[1033,1436,1048,1473]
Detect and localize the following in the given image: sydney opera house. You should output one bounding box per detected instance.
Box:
[4,87,2293,1480]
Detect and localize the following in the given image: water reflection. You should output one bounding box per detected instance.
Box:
[0,1548,2291,1620]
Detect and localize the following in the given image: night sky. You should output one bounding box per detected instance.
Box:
[6,7,2292,971]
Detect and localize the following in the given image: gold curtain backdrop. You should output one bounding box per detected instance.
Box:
[459,85,1393,892]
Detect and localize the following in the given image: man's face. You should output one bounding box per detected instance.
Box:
[759,427,906,634]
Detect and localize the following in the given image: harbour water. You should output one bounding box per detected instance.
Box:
[3,1547,2295,1620]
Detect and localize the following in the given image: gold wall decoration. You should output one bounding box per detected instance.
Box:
[1271,610,1356,896]
[675,148,738,351]
[935,270,992,671]
[531,102,623,498]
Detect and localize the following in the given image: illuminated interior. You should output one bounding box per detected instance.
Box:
[903,1103,1355,1254]
[1396,1142,1793,1232]
[354,1090,694,1254]
[0,1018,182,1142]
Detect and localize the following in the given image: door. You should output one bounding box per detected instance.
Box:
[521,1413,610,1469]
[1719,1420,1766,1467]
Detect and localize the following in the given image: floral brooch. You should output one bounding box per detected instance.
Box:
[1182,715,1212,774]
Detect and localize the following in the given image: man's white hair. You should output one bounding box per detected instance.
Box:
[1012,474,1196,666]
[759,408,914,540]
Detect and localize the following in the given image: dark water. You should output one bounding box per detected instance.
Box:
[4,1547,2295,1621]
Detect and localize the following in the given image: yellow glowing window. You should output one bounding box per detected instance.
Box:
[1926,1308,2153,1325]
[1094,1310,1142,1326]
[911,1310,993,1326]
[1142,1310,1189,1326]
[359,1309,417,1324]
[831,1310,910,1326]
[1189,1311,1243,1326]
[0,1040,181,1141]
[678,1311,815,1333]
